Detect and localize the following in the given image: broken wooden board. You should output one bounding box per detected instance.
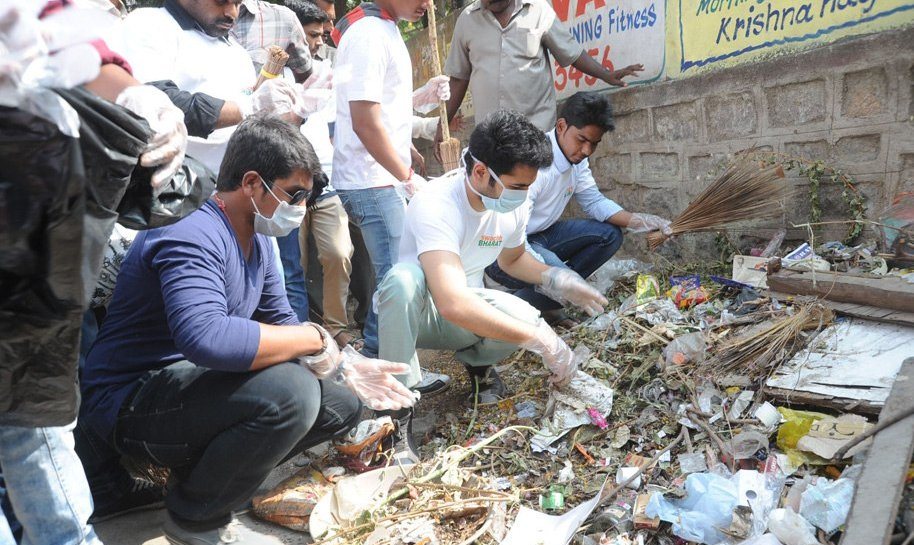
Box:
[767,269,914,313]
[839,357,914,545]
[769,292,914,327]
[764,319,914,414]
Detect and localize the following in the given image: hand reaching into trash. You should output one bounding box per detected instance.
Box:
[520,320,577,387]
[297,323,341,379]
[116,85,188,192]
[628,213,673,235]
[537,267,608,317]
[337,346,417,411]
[413,75,449,114]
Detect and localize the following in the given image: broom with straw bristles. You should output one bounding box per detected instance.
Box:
[648,155,788,250]
[426,0,461,171]
[254,45,290,90]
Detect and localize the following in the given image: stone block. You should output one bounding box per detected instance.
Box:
[687,153,729,184]
[592,154,633,188]
[608,110,651,146]
[841,68,889,118]
[640,152,679,180]
[705,92,757,141]
[652,102,699,142]
[783,140,829,162]
[833,134,881,163]
[765,79,827,128]
[898,154,914,194]
[639,187,681,220]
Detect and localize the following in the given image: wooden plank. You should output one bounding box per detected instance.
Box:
[767,270,914,313]
[762,387,881,415]
[769,292,914,327]
[840,357,914,545]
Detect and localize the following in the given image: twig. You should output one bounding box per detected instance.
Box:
[687,408,735,473]
[597,427,686,507]
[618,315,670,345]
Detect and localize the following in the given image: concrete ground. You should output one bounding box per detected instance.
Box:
[93,350,465,544]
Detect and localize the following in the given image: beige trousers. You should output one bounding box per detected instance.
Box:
[299,195,354,336]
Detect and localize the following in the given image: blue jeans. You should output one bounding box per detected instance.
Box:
[0,424,102,545]
[276,227,310,322]
[485,219,624,311]
[336,188,406,356]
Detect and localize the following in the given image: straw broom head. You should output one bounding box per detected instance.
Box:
[440,136,462,172]
[648,155,788,250]
[254,45,290,90]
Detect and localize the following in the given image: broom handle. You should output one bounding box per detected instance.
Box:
[426,0,451,142]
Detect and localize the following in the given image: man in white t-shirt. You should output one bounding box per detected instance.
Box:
[376,110,609,404]
[485,92,672,325]
[329,0,449,367]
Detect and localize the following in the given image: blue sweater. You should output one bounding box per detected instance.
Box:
[81,200,298,438]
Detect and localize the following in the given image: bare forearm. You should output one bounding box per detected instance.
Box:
[251,323,323,370]
[572,52,613,82]
[215,101,244,129]
[437,291,535,345]
[444,78,469,123]
[497,251,550,284]
[606,210,632,227]
[352,102,411,181]
[83,64,139,102]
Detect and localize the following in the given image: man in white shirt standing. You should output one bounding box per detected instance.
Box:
[376,110,609,407]
[485,92,672,324]
[330,0,449,391]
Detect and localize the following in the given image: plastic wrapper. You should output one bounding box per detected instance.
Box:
[634,274,660,305]
[645,472,738,544]
[738,534,784,545]
[662,332,706,366]
[588,258,647,292]
[767,508,817,545]
[678,453,708,474]
[799,477,854,532]
[728,430,769,460]
[776,407,829,467]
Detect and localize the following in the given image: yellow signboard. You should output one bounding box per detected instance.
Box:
[679,0,914,72]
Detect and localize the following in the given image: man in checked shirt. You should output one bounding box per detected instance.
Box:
[233,0,314,83]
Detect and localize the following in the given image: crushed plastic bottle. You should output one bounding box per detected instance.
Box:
[799,477,854,533]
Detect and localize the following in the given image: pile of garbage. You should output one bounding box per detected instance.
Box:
[252,249,908,545]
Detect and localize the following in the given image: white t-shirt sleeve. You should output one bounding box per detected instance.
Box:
[409,197,463,258]
[120,10,179,83]
[504,208,529,249]
[340,25,389,104]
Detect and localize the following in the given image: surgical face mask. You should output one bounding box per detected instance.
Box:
[251,178,307,237]
[464,154,528,213]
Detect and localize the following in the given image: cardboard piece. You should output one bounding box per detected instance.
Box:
[732,255,769,288]
[633,493,660,530]
[796,414,873,459]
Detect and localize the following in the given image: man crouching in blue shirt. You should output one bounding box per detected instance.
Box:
[79,116,415,545]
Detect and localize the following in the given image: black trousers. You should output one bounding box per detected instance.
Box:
[104,361,359,530]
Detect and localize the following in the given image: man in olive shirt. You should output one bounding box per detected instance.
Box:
[439,0,643,137]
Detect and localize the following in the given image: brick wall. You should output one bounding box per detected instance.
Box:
[586,27,914,260]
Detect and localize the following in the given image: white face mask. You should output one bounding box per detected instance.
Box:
[251,179,307,237]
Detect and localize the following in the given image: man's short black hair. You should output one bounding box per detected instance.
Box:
[217,115,322,191]
[286,0,330,25]
[558,91,615,132]
[465,109,552,178]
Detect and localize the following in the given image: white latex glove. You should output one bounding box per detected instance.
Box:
[520,320,577,387]
[412,75,449,114]
[536,267,608,317]
[298,323,341,379]
[628,212,673,235]
[252,78,300,116]
[116,85,188,192]
[394,171,427,201]
[337,346,418,411]
[295,60,333,116]
[301,59,333,91]
[411,115,438,141]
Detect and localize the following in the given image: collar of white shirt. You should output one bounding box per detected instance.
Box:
[240,0,260,16]
[548,129,573,174]
[164,0,231,43]
[468,0,533,13]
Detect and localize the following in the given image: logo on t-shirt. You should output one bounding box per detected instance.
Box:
[478,234,503,247]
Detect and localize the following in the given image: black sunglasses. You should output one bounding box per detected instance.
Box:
[262,176,312,206]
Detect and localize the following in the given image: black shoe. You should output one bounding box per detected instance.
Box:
[466,366,509,405]
[413,367,451,396]
[374,408,419,464]
[89,477,166,523]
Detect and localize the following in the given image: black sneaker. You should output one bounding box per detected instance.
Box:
[413,367,451,396]
[466,366,509,405]
[89,477,166,523]
[374,408,419,464]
